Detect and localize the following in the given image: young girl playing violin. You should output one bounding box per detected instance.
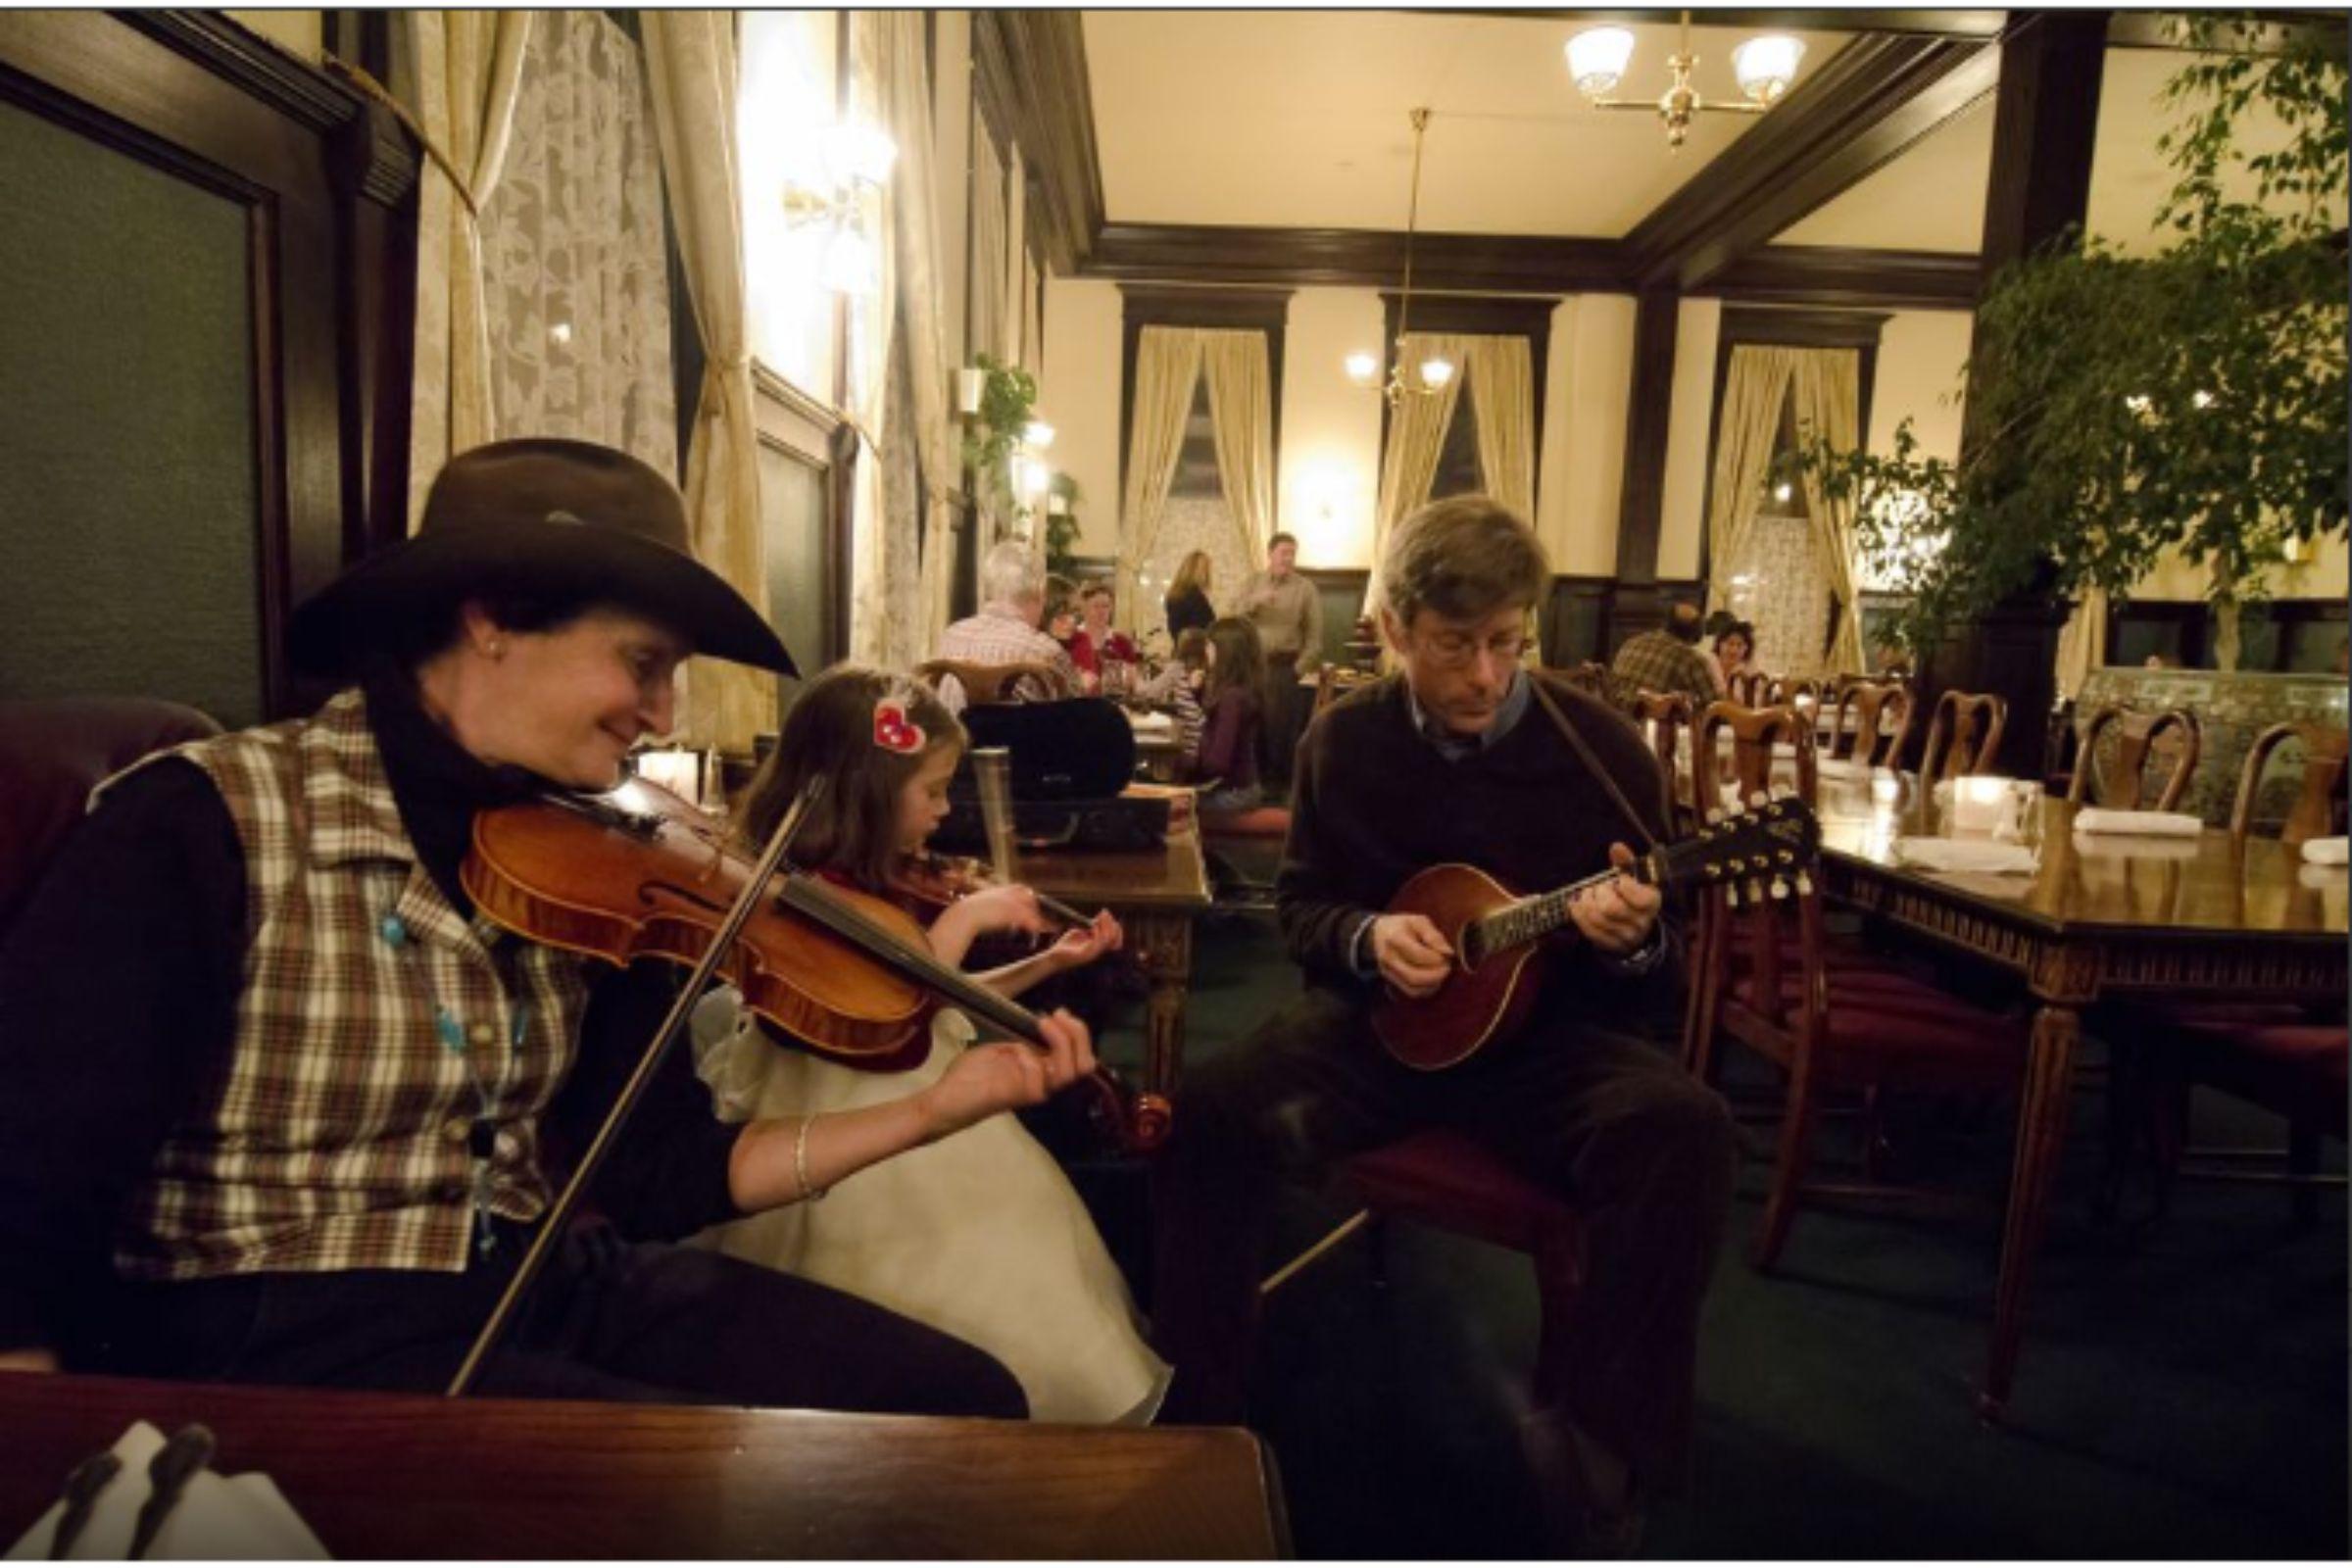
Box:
[690,664,1170,1424]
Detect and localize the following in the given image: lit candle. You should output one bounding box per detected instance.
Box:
[1952,774,2010,835]
[635,748,702,807]
[1871,770,1900,809]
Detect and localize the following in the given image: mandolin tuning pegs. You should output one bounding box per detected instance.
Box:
[1771,877,1789,901]
[1795,870,1814,896]
[1723,883,1741,909]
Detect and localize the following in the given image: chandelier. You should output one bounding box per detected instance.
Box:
[1565,11,1805,151]
[1344,108,1455,407]
[780,122,898,295]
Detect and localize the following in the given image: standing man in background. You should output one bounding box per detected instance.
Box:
[1236,531,1322,784]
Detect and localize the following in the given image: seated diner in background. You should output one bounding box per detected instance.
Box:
[0,438,1093,1415]
[1194,616,1268,817]
[1608,599,1720,713]
[934,541,1081,713]
[1069,579,1140,693]
[1713,619,1758,693]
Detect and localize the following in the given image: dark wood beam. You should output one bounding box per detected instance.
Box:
[970,11,1104,274]
[1622,32,1997,293]
[1701,246,1980,310]
[1437,10,2010,38]
[1082,222,1624,293]
[1612,289,1680,591]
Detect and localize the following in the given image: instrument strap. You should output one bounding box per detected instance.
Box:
[1527,675,1662,855]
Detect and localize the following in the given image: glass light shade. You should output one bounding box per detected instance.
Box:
[1023,419,1056,449]
[820,122,898,189]
[1731,34,1805,104]
[821,226,878,295]
[1417,355,1456,391]
[1344,351,1381,386]
[1565,26,1635,98]
[1018,456,1051,499]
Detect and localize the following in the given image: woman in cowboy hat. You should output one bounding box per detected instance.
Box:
[0,437,1091,1413]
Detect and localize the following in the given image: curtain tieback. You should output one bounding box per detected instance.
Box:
[324,55,483,220]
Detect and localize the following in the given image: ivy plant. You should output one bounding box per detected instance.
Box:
[1789,14,2348,657]
[958,353,1039,536]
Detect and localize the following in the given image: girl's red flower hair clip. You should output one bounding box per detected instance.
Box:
[872,698,926,756]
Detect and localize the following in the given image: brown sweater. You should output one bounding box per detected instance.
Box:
[1275,672,1682,1022]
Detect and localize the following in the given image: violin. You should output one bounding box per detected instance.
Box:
[459,780,1170,1152]
[892,850,1097,931]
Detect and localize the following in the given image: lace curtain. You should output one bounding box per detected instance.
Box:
[479,10,677,476]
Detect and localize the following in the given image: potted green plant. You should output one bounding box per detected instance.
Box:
[1790,16,2347,664]
[959,354,1039,538]
[1042,473,1082,579]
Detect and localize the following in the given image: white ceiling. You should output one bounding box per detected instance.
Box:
[1083,10,1854,238]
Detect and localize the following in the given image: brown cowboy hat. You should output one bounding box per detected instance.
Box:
[287,437,796,677]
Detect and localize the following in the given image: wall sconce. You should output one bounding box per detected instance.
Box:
[955,367,986,417]
[1023,419,1055,450]
[781,121,898,297]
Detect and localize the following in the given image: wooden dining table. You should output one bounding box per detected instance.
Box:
[1811,791,2348,1418]
[0,1374,1288,1558]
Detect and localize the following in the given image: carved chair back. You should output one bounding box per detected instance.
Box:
[1918,690,2009,804]
[2069,705,2202,812]
[2230,720,2349,847]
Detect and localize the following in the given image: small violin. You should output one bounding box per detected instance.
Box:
[892,850,1095,929]
[460,781,1170,1152]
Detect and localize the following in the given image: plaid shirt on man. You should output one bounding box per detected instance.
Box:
[935,602,1080,712]
[1607,628,1720,714]
[103,688,589,1283]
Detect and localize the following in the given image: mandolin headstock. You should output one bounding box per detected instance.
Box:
[1654,793,1821,909]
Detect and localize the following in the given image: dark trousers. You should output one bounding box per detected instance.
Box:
[1258,652,1304,785]
[78,1220,1025,1418]
[1151,987,1736,1493]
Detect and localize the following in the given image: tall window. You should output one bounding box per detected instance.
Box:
[1429,381,1485,501]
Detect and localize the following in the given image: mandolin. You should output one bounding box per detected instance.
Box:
[1372,796,1820,1071]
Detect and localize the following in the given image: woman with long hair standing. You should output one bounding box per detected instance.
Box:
[1164,551,1215,641]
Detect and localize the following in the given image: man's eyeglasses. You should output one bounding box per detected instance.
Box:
[1418,630,1531,670]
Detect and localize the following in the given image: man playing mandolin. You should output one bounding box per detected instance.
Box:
[1153,494,1738,1554]
[0,438,1093,1413]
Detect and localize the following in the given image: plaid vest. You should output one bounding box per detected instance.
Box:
[107,688,590,1283]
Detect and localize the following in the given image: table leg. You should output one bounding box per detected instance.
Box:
[1126,909,1196,1100]
[1980,999,2081,1421]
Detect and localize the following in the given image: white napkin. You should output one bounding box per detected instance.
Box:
[2300,836,2349,866]
[2073,808,2205,837]
[5,1421,327,1561]
[1815,757,1868,780]
[1893,837,2038,875]
[1125,710,1175,739]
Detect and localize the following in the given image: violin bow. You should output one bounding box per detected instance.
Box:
[445,776,828,1397]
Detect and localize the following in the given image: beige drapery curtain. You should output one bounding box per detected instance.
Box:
[845,15,905,670]
[1788,347,1866,674]
[644,12,769,751]
[402,11,533,530]
[1118,328,1206,625]
[869,13,959,659]
[1200,329,1276,569]
[1367,331,1475,614]
[1705,346,1801,620]
[1004,145,1030,373]
[1465,335,1537,519]
[2055,587,2110,697]
[966,130,1009,540]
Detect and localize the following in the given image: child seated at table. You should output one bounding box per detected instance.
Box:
[1194,617,1266,816]
[689,665,1169,1424]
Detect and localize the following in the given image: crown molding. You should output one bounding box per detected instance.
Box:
[1622,31,1998,292]
[1083,223,1626,293]
[1699,246,1980,310]
[971,11,1105,274]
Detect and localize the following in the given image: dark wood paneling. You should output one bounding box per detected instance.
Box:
[1117,284,1291,504]
[1445,10,2011,37]
[1612,290,1680,587]
[970,11,1102,274]
[1084,222,1626,294]
[1544,575,1615,667]
[1974,12,2109,284]
[1702,246,1980,310]
[1603,577,1707,656]
[1623,33,1997,292]
[0,9,417,717]
[1300,566,1372,666]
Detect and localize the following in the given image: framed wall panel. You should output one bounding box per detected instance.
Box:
[0,11,416,721]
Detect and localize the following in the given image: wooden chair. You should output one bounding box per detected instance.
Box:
[2068,705,2201,812]
[1726,669,1773,707]
[1686,702,2030,1266]
[1627,690,1696,834]
[1917,690,2009,805]
[1827,679,1914,768]
[914,659,1060,708]
[1559,661,1610,699]
[2230,720,2349,847]
[2113,722,2349,1225]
